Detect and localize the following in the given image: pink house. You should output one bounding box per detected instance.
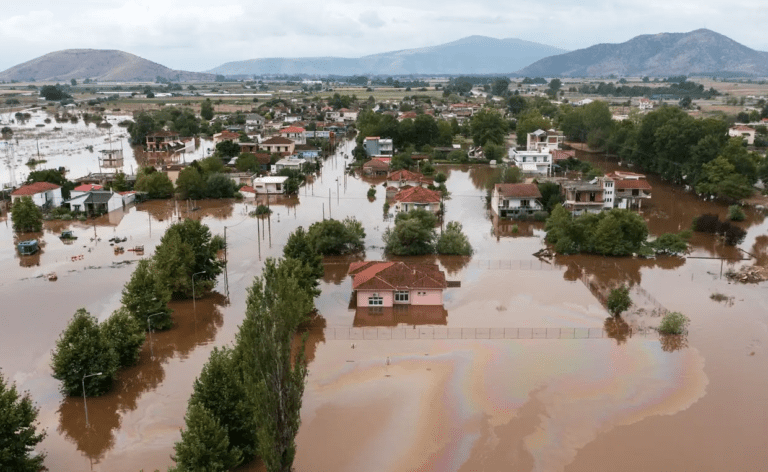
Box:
[349,261,447,307]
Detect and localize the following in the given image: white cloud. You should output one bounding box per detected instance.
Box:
[0,0,766,72]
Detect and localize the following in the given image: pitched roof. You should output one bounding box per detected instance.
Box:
[552,150,576,161]
[350,261,447,291]
[240,186,256,193]
[363,158,390,169]
[73,184,103,192]
[11,182,61,196]
[280,126,305,134]
[614,179,652,190]
[262,136,294,145]
[387,169,431,182]
[495,183,542,199]
[83,191,118,204]
[394,186,441,203]
[731,125,755,131]
[146,130,179,138]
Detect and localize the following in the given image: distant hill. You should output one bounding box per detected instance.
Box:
[0,49,215,82]
[517,29,768,77]
[207,36,567,76]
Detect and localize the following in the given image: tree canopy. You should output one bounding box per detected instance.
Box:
[11,197,42,233]
[0,372,46,472]
[545,205,649,256]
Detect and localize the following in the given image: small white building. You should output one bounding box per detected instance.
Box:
[271,157,306,174]
[70,184,104,198]
[508,149,553,176]
[251,176,289,194]
[65,190,124,215]
[729,125,756,145]
[11,182,63,209]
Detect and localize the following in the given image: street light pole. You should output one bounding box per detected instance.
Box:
[192,271,206,310]
[147,312,164,359]
[82,371,103,428]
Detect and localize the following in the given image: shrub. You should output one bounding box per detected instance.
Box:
[436,221,473,256]
[658,311,690,335]
[367,186,376,199]
[692,213,746,246]
[251,205,272,216]
[532,211,548,222]
[727,205,745,221]
[606,285,632,317]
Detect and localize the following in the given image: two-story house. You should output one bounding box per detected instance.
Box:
[605,171,652,210]
[526,129,564,152]
[260,137,295,155]
[490,183,543,219]
[509,149,553,176]
[279,126,306,145]
[364,136,394,156]
[561,180,607,215]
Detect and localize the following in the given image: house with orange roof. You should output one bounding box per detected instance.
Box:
[393,186,442,215]
[362,157,391,176]
[213,130,241,144]
[349,261,447,307]
[11,182,63,208]
[260,136,295,155]
[386,169,433,189]
[71,183,103,198]
[279,126,306,145]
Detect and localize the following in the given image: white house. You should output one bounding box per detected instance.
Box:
[251,176,289,194]
[490,183,543,219]
[11,182,63,209]
[729,125,756,145]
[574,98,594,107]
[637,98,654,110]
[271,157,306,174]
[392,187,442,215]
[245,114,265,131]
[526,129,564,152]
[70,183,104,198]
[279,126,306,145]
[65,190,124,215]
[508,149,553,176]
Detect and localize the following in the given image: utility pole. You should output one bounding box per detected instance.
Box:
[329,188,332,219]
[256,216,261,260]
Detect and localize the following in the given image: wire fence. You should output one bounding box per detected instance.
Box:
[314,326,661,341]
[472,259,559,271]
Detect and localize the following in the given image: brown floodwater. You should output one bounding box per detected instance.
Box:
[1,139,767,471]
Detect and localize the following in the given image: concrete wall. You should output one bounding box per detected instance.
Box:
[410,289,443,306]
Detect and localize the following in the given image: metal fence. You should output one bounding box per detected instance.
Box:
[472,259,559,271]
[315,326,660,341]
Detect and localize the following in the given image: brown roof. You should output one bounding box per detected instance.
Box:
[394,186,442,203]
[147,130,179,137]
[387,169,432,182]
[495,183,541,199]
[614,179,652,190]
[262,136,294,145]
[350,261,447,291]
[280,126,305,134]
[363,158,390,170]
[552,150,576,161]
[12,182,61,196]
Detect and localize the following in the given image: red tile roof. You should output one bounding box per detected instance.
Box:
[394,186,442,203]
[363,158,390,170]
[240,186,256,193]
[495,183,541,199]
[11,182,61,196]
[280,126,305,134]
[731,125,755,131]
[350,261,447,291]
[73,184,103,192]
[262,136,294,145]
[387,169,432,183]
[614,179,652,190]
[552,150,576,161]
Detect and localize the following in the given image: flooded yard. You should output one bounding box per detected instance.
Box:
[1,135,767,471]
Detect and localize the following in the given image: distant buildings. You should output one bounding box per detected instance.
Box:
[729,125,756,145]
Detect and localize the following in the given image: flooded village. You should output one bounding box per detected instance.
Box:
[1,75,768,472]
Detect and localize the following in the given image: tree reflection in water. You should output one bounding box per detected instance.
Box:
[604,316,631,345]
[659,333,689,353]
[56,292,227,463]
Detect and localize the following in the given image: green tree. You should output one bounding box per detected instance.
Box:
[606,285,632,317]
[470,108,507,147]
[11,197,42,233]
[186,347,256,463]
[548,78,562,93]
[658,312,689,335]
[235,260,312,472]
[491,78,511,97]
[507,95,528,117]
[50,309,119,396]
[283,226,324,283]
[0,371,46,472]
[205,173,236,199]
[200,155,226,175]
[127,112,157,145]
[516,109,552,146]
[215,140,240,158]
[306,218,365,255]
[154,219,225,298]
[538,182,564,214]
[695,156,753,201]
[39,85,71,101]
[651,232,689,255]
[26,168,74,198]
[200,99,214,121]
[100,308,145,368]
[121,259,173,330]
[112,171,129,192]
[171,403,243,472]
[436,221,473,255]
[135,169,174,199]
[235,152,260,173]
[175,166,206,199]
[383,209,438,255]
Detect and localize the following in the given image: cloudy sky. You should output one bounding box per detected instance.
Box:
[1,0,767,72]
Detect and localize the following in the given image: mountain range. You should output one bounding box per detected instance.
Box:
[1,29,767,82]
[206,36,567,76]
[517,29,768,77]
[0,49,215,82]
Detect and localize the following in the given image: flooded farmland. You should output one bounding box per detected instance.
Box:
[1,127,767,471]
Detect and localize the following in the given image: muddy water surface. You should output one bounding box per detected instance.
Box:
[1,140,767,471]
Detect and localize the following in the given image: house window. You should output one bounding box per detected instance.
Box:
[368,293,383,306]
[521,199,529,207]
[395,291,409,303]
